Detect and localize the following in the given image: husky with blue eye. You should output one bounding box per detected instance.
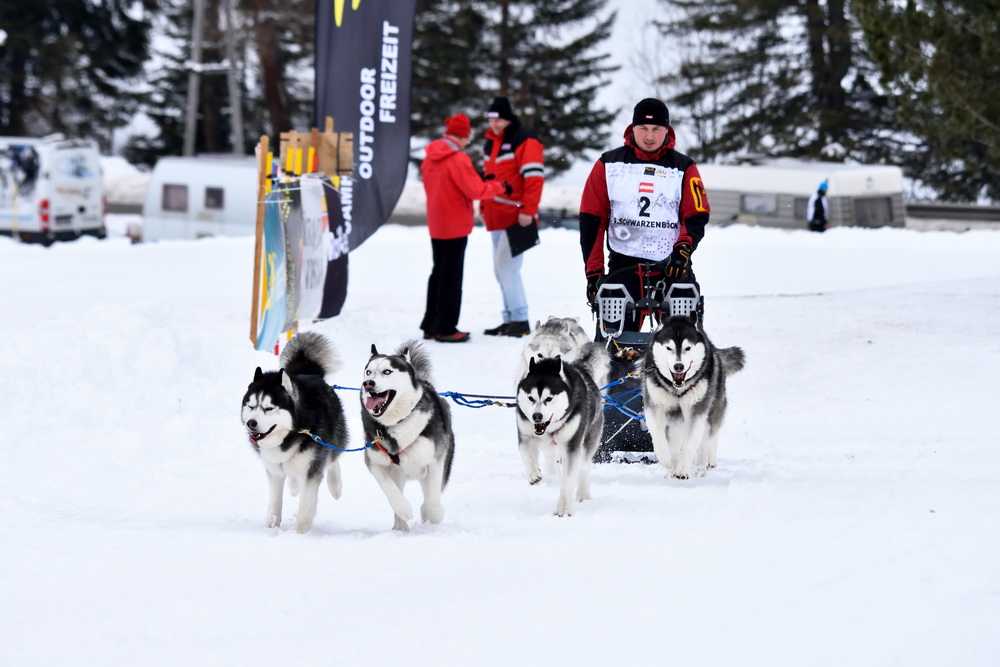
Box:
[515,355,604,517]
[240,332,348,533]
[360,341,455,532]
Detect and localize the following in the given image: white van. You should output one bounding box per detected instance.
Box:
[0,136,106,244]
[141,155,258,241]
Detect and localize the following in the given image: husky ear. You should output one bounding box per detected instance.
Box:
[253,367,263,382]
[689,310,701,327]
[370,343,379,357]
[528,357,537,372]
[279,369,294,394]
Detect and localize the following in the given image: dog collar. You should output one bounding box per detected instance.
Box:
[373,440,400,465]
[370,429,404,465]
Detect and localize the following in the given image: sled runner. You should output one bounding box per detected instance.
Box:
[592,264,702,463]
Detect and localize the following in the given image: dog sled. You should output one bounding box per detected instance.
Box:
[592,264,703,463]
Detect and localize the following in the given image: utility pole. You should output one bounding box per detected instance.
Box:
[184,0,245,156]
[223,0,245,154]
[183,0,206,156]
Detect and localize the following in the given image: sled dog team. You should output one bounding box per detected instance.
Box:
[241,317,744,533]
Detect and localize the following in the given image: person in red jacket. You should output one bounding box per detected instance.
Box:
[579,98,710,331]
[420,113,509,343]
[480,97,545,338]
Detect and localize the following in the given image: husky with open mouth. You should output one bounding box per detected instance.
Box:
[360,341,455,531]
[515,355,604,517]
[241,331,348,533]
[642,313,745,479]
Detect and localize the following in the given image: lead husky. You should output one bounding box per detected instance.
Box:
[241,331,348,533]
[361,341,455,531]
[517,316,611,478]
[516,356,604,517]
[642,313,745,479]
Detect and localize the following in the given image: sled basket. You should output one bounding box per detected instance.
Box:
[664,282,701,318]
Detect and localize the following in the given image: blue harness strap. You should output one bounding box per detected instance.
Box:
[298,429,377,452]
[330,375,646,420]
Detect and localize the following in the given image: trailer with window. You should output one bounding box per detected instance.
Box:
[699,158,905,229]
[141,155,258,242]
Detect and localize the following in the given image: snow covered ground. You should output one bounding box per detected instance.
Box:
[1,221,999,665]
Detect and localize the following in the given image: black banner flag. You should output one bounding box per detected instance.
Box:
[314,0,417,250]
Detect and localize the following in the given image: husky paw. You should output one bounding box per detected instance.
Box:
[265,514,281,528]
[391,500,414,523]
[327,475,343,500]
[554,498,574,517]
[294,518,313,534]
[576,489,591,502]
[392,515,410,532]
[528,472,542,485]
[421,503,445,524]
[672,469,691,480]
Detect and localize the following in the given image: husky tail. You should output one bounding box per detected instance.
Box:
[280,331,342,377]
[719,346,746,377]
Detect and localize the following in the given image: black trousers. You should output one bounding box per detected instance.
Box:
[420,236,468,336]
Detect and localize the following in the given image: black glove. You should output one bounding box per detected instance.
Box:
[499,180,513,196]
[481,172,495,181]
[665,243,692,279]
[586,274,603,306]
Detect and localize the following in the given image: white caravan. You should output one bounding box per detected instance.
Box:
[141,155,258,241]
[0,136,105,244]
[699,158,906,229]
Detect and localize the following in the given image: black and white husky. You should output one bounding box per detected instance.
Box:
[516,356,604,517]
[241,331,348,533]
[517,315,611,479]
[361,341,456,531]
[642,313,745,479]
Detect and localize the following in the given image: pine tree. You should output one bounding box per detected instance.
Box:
[124,0,314,166]
[412,0,619,176]
[855,0,1000,202]
[124,0,229,165]
[654,0,898,165]
[411,0,492,142]
[482,0,619,176]
[0,0,156,150]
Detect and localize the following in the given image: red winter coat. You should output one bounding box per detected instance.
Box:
[422,137,505,240]
[480,121,545,231]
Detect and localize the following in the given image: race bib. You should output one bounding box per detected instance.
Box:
[605,162,683,260]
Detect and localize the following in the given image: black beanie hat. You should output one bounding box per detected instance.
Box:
[487,97,517,122]
[632,98,669,127]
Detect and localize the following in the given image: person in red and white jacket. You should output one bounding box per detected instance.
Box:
[579,98,710,329]
[420,113,509,343]
[480,97,545,338]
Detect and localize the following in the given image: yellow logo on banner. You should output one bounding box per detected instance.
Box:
[334,0,363,27]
